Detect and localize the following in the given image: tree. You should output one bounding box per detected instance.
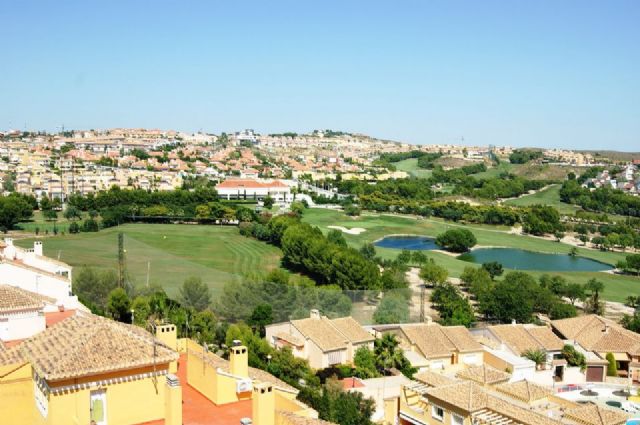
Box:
[564,283,586,306]
[327,229,347,247]
[353,347,380,379]
[248,304,273,337]
[431,283,475,327]
[0,195,34,231]
[606,352,618,377]
[106,288,131,323]
[374,334,415,378]
[549,302,577,320]
[411,251,427,265]
[179,276,211,311]
[43,209,59,222]
[396,249,412,265]
[373,293,409,324]
[481,261,503,279]
[419,259,448,286]
[584,278,605,315]
[263,195,275,209]
[359,243,376,261]
[523,349,547,370]
[435,228,477,252]
[73,267,118,313]
[625,254,640,276]
[63,205,81,221]
[483,272,538,323]
[195,204,211,220]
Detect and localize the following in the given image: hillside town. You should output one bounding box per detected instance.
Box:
[1,128,638,203]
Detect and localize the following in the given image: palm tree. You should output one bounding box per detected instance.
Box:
[523,349,547,370]
[374,334,405,374]
[585,278,605,315]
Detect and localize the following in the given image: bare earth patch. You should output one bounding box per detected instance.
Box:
[327,225,367,235]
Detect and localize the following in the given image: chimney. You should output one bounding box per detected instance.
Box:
[33,241,43,256]
[230,342,249,378]
[511,319,517,326]
[4,238,13,246]
[310,309,321,320]
[252,383,275,425]
[165,374,182,425]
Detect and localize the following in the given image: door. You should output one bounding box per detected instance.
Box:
[90,389,107,425]
[586,366,604,382]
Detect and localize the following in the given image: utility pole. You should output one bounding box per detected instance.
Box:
[420,285,425,323]
[118,232,125,288]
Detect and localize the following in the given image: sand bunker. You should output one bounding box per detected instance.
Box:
[328,225,366,235]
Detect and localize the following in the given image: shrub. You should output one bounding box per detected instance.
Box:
[606,352,618,377]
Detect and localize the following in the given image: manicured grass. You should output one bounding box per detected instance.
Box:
[302,208,638,302]
[392,158,433,178]
[15,224,282,298]
[505,184,580,215]
[17,210,88,234]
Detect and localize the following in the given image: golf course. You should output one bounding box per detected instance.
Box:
[13,207,639,303]
[301,208,638,303]
[16,224,281,298]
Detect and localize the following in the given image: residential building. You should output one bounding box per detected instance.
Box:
[265,310,375,369]
[551,315,640,383]
[0,285,52,343]
[0,238,83,312]
[0,313,182,425]
[373,323,483,371]
[394,367,629,425]
[216,178,293,203]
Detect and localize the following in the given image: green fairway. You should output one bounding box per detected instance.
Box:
[17,210,88,234]
[392,158,433,178]
[505,184,580,215]
[16,224,282,298]
[302,208,638,302]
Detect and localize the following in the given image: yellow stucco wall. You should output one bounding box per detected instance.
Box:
[45,365,170,425]
[0,363,39,425]
[0,361,173,425]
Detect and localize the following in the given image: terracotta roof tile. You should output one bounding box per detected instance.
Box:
[489,324,563,355]
[329,317,374,344]
[0,285,54,313]
[414,370,456,387]
[291,317,346,352]
[427,381,488,412]
[552,315,640,355]
[0,313,178,381]
[401,324,482,359]
[494,380,553,402]
[563,404,629,425]
[456,364,511,385]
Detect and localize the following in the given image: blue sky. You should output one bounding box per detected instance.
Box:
[1,1,638,150]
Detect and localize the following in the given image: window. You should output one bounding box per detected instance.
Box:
[451,414,464,425]
[431,405,444,421]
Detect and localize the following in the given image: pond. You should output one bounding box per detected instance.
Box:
[374,235,441,251]
[458,247,613,272]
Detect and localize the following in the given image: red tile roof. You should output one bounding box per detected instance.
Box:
[45,309,76,327]
[216,178,288,189]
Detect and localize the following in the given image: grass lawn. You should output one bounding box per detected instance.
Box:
[392,158,433,179]
[302,208,638,302]
[15,224,282,298]
[17,210,89,234]
[505,184,580,215]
